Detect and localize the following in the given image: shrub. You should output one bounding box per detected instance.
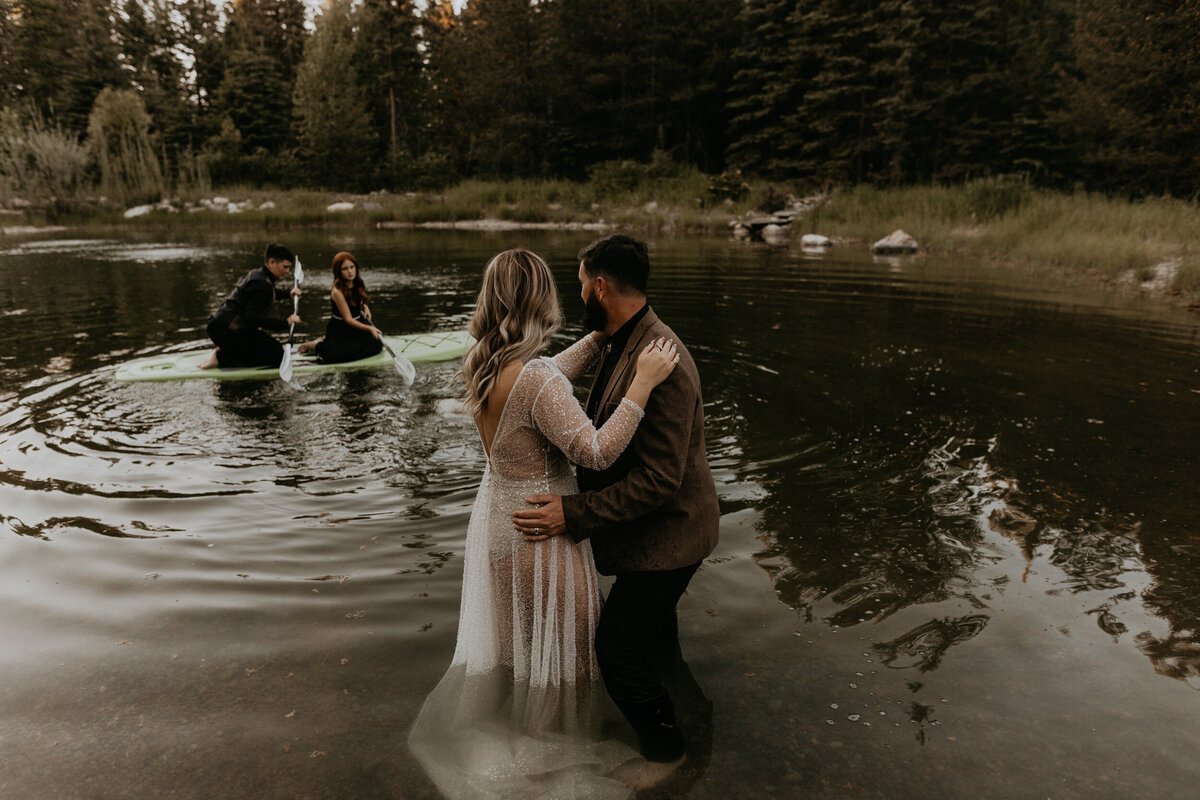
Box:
[86,88,164,206]
[754,184,790,213]
[708,169,749,202]
[588,159,643,197]
[965,175,1033,221]
[0,107,91,212]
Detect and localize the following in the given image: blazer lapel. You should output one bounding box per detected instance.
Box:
[598,308,659,414]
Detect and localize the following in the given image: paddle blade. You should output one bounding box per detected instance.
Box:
[279,345,294,382]
[394,354,416,385]
[294,255,304,286]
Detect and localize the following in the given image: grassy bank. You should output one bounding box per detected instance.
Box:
[41,165,750,232]
[8,175,1199,301]
[802,181,1200,295]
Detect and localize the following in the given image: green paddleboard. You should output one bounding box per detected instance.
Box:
[114,330,473,383]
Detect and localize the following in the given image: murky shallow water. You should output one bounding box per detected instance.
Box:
[0,229,1198,799]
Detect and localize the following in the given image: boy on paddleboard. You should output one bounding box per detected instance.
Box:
[200,243,302,369]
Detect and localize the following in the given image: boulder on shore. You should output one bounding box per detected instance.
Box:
[761,223,789,245]
[801,233,832,248]
[871,229,919,254]
[327,201,355,213]
[123,204,155,219]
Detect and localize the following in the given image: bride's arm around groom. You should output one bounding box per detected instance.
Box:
[514,233,719,775]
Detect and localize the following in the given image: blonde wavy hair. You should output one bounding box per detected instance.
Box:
[461,249,562,417]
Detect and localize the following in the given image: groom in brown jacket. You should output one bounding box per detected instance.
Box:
[513,234,719,773]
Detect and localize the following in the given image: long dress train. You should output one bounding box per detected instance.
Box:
[409,335,643,799]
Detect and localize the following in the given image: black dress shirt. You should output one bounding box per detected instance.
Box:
[586,303,649,419]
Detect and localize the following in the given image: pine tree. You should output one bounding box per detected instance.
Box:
[292,0,376,189]
[179,0,224,114]
[1071,0,1200,195]
[444,0,551,177]
[118,0,191,187]
[0,0,16,108]
[9,0,126,133]
[726,0,803,176]
[223,0,307,86]
[210,0,307,170]
[353,0,424,180]
[780,0,899,183]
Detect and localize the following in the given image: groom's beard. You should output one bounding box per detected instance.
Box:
[583,289,607,332]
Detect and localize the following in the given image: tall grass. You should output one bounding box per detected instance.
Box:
[805,180,1200,283]
[0,108,90,213]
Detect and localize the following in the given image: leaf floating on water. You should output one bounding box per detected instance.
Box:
[706,609,719,617]
[310,751,326,759]
[282,745,291,754]
[340,658,349,665]
[419,623,433,632]
[744,672,757,678]
[284,710,296,718]
[306,575,349,583]
[237,574,249,579]
[143,572,160,581]
[1086,418,1105,424]
[345,610,366,619]
[116,640,129,646]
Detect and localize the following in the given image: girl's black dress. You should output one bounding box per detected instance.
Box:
[315,297,384,363]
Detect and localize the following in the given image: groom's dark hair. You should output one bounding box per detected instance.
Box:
[578,234,649,294]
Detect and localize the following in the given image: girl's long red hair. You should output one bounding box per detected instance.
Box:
[331,251,369,306]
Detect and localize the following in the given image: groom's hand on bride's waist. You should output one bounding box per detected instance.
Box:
[514,495,565,541]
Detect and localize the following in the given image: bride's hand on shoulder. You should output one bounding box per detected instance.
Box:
[634,338,679,389]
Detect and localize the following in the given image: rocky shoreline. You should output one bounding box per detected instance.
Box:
[3,189,1195,312]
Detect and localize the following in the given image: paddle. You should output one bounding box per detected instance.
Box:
[376,334,417,385]
[279,256,304,383]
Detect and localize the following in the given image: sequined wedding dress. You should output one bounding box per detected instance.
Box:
[409,335,642,799]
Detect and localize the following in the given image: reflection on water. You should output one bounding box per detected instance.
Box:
[0,229,1198,798]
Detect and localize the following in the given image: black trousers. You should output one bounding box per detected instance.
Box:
[207,319,283,368]
[595,561,701,704]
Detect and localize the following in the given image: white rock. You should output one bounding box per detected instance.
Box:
[731,222,750,240]
[762,223,789,245]
[327,202,355,213]
[1140,259,1180,292]
[226,202,242,214]
[643,201,658,213]
[801,233,832,248]
[11,197,32,209]
[123,204,155,218]
[871,229,919,254]
[211,196,230,206]
[259,201,276,210]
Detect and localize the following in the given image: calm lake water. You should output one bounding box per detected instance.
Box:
[1,228,1198,799]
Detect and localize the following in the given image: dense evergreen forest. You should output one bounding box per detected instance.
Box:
[1,0,1198,205]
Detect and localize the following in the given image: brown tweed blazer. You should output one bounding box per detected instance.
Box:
[562,307,719,574]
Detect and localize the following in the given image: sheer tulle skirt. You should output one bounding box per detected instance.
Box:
[409,467,637,799]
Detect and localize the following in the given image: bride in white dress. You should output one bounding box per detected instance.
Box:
[409,249,679,799]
